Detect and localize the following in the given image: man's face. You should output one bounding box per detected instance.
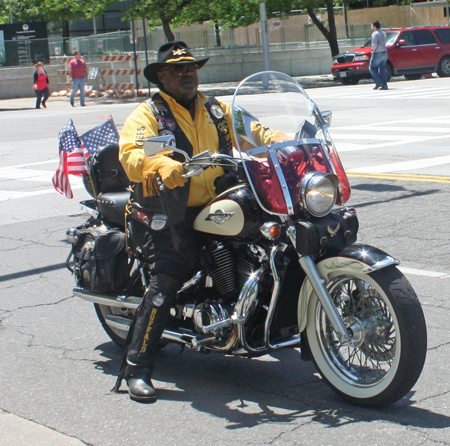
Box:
[157,64,199,102]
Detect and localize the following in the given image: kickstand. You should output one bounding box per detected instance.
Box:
[179,344,185,355]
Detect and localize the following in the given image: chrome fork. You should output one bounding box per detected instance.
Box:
[284,218,351,345]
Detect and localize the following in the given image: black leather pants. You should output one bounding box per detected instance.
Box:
[125,208,205,376]
[126,274,181,372]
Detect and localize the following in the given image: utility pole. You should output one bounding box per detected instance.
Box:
[260,2,271,72]
[260,2,271,89]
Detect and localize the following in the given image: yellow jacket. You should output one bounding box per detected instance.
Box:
[119,90,285,207]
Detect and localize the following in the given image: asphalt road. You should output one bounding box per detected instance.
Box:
[0,74,449,446]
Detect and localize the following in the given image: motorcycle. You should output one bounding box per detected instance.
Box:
[67,71,427,407]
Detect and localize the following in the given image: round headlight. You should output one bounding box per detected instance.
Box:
[300,172,338,217]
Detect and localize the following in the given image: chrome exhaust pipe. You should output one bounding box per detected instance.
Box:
[73,287,142,309]
[102,314,214,348]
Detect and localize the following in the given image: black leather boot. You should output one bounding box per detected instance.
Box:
[124,274,181,402]
[125,366,156,403]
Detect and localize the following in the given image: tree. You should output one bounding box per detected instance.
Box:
[176,0,341,55]
[0,0,89,39]
[303,0,340,56]
[121,0,198,42]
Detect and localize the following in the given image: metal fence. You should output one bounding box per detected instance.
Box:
[2,22,378,67]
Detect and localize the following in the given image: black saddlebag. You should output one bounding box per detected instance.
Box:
[295,209,359,256]
[66,219,130,293]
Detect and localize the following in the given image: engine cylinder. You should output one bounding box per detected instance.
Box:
[203,243,238,297]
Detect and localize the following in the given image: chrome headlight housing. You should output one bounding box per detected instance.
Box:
[299,172,339,217]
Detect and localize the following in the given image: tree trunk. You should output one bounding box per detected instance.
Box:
[62,17,70,55]
[307,0,340,57]
[214,21,221,47]
[160,12,175,42]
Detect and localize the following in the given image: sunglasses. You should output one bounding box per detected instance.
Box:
[162,64,199,76]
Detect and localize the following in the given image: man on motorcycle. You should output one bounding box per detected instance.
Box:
[117,41,285,403]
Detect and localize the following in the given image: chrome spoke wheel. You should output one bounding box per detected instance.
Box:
[305,264,426,407]
[317,276,396,386]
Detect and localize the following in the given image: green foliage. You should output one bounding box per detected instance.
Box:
[0,0,91,30]
[0,0,342,55]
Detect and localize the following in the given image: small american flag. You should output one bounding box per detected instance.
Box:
[53,118,120,199]
[52,119,86,199]
[80,117,119,155]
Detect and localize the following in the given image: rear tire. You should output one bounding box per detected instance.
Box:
[306,266,427,407]
[94,303,169,350]
[437,56,450,77]
[95,304,129,347]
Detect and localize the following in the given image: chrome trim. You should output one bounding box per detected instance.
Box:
[245,138,322,157]
[299,171,339,217]
[236,243,299,353]
[265,243,293,349]
[73,287,141,309]
[179,271,202,292]
[299,255,350,345]
[362,257,400,273]
[268,149,294,214]
[105,314,131,331]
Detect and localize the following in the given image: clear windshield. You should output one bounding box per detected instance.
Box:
[231,71,350,216]
[363,31,399,47]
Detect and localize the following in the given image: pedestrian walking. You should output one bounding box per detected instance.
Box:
[33,62,50,109]
[370,20,388,90]
[68,51,87,106]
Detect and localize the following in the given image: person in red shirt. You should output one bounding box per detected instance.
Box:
[68,51,87,107]
[33,62,49,109]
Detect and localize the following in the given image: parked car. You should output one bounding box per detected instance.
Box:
[331,26,450,85]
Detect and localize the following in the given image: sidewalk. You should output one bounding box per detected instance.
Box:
[0,74,339,111]
[0,411,87,446]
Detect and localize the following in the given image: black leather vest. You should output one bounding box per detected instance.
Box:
[133,93,232,224]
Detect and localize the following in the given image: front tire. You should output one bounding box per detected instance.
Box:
[385,63,393,81]
[306,265,427,407]
[404,74,422,80]
[340,77,359,85]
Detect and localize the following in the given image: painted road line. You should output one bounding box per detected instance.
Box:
[334,133,450,152]
[347,155,450,173]
[346,172,450,184]
[331,115,450,131]
[399,266,449,279]
[0,184,85,201]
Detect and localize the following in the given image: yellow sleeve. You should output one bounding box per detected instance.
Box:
[217,100,290,153]
[119,102,181,185]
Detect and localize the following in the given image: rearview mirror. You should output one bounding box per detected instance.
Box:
[143,135,189,161]
[321,110,333,127]
[396,39,406,47]
[143,135,175,156]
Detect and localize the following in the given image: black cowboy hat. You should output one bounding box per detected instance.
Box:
[144,41,209,84]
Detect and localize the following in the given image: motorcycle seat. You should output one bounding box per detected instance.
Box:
[97,191,130,227]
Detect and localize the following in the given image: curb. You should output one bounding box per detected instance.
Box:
[0,412,87,446]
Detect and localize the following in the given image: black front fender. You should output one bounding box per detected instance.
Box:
[319,243,399,273]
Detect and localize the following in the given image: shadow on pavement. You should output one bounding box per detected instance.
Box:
[93,341,450,431]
